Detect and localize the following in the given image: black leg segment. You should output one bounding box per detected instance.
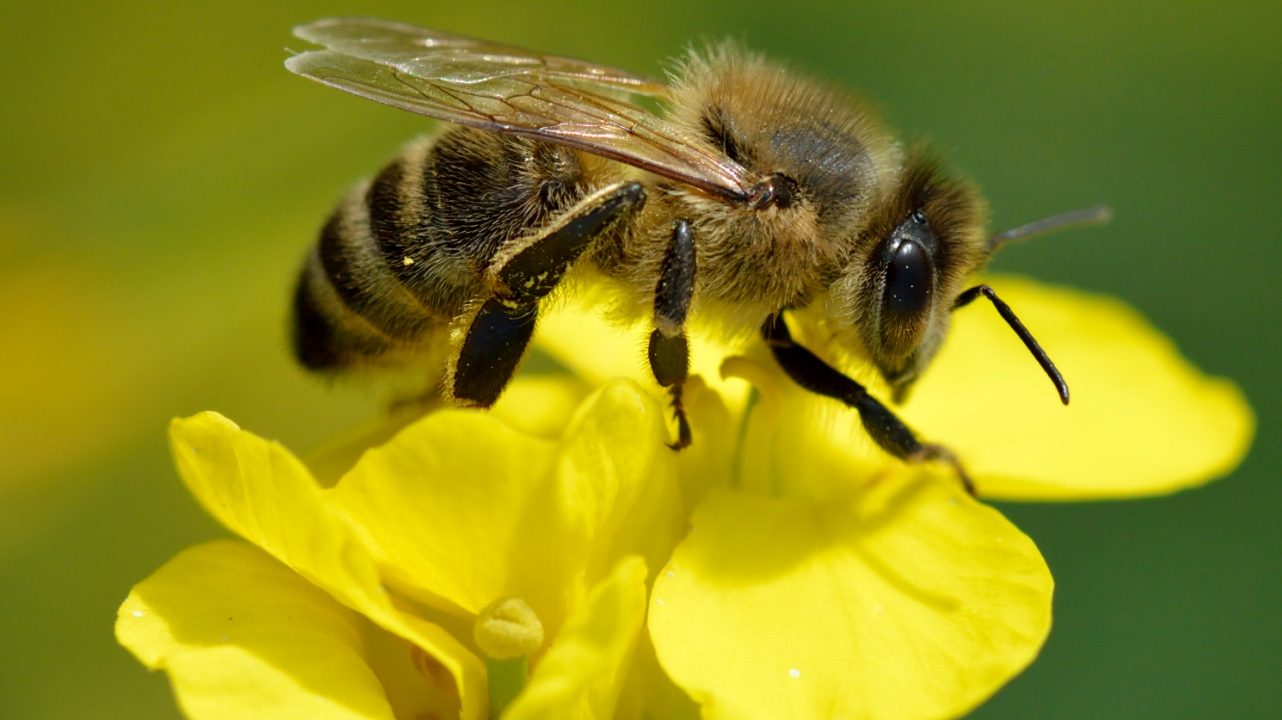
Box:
[653,219,697,333]
[648,219,696,449]
[491,182,645,302]
[452,182,646,407]
[762,314,975,494]
[649,330,692,449]
[954,284,1069,405]
[453,298,538,407]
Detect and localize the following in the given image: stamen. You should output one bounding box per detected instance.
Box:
[474,597,544,718]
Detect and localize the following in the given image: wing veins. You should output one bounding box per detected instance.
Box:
[525,82,730,178]
[409,72,725,177]
[287,22,756,200]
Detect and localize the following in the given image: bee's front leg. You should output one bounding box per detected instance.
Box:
[449,182,645,407]
[648,219,696,450]
[761,314,975,495]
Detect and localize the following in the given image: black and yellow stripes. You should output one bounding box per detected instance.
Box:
[291,129,592,372]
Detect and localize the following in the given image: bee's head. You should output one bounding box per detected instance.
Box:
[829,151,989,400]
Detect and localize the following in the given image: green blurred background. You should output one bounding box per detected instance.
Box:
[1,0,1276,717]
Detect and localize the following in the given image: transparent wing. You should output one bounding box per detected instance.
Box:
[286,18,754,201]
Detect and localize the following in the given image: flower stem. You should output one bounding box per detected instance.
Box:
[486,655,528,719]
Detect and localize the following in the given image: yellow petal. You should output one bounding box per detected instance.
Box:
[535,287,652,387]
[303,375,594,488]
[725,277,1252,502]
[327,407,550,619]
[490,374,594,439]
[649,477,1052,720]
[116,540,393,720]
[329,380,682,636]
[723,353,883,502]
[168,413,485,719]
[614,639,701,720]
[506,556,649,720]
[536,285,749,403]
[536,288,750,493]
[554,383,684,588]
[671,375,740,506]
[904,277,1254,499]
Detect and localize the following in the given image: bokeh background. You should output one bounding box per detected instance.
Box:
[2,1,1276,717]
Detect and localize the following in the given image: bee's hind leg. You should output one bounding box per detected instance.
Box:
[761,314,976,495]
[648,219,696,450]
[450,182,646,407]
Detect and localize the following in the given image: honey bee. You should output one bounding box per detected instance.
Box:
[286,18,1107,489]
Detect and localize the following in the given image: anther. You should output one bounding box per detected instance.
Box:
[474,597,544,660]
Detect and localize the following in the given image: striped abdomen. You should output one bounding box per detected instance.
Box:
[292,127,591,371]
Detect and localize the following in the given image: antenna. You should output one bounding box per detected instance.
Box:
[990,205,1112,251]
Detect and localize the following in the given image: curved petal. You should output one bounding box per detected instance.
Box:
[328,407,554,618]
[328,380,682,636]
[116,540,394,720]
[490,374,594,439]
[615,636,701,720]
[670,375,740,507]
[506,556,649,720]
[722,353,883,502]
[649,477,1052,720]
[168,413,485,719]
[903,277,1254,499]
[535,287,652,387]
[732,278,1253,501]
[536,289,749,503]
[536,284,749,404]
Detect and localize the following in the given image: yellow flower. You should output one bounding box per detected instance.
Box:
[118,381,687,719]
[117,276,1251,720]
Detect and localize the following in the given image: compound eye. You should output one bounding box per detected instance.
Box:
[883,237,935,320]
[876,210,940,360]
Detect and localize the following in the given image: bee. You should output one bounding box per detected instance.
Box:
[286,18,1107,490]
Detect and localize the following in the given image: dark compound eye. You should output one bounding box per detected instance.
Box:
[882,210,938,321]
[883,236,935,319]
[874,209,941,360]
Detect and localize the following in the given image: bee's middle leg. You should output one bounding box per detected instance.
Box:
[648,219,696,450]
[761,313,975,494]
[450,182,646,407]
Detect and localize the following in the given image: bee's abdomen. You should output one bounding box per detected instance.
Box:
[292,197,443,370]
[292,129,590,371]
[292,246,404,370]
